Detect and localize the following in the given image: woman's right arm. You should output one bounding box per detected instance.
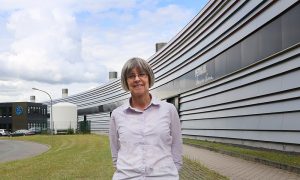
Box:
[109,112,119,167]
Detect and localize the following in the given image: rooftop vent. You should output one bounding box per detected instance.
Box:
[109,71,117,81]
[62,88,68,98]
[30,95,35,102]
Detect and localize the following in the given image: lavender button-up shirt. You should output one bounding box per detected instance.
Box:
[109,97,183,180]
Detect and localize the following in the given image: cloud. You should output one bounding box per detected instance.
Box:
[79,3,195,73]
[0,0,205,102]
[0,5,109,84]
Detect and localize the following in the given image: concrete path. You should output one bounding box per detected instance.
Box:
[0,139,49,163]
[183,144,300,180]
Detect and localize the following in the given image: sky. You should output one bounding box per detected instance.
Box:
[0,0,208,103]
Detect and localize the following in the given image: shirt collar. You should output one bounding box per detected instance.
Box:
[124,94,160,112]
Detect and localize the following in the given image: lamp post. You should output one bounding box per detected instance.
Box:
[32,88,53,135]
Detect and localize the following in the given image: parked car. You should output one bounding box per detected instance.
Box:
[0,129,9,136]
[28,127,42,134]
[10,129,35,136]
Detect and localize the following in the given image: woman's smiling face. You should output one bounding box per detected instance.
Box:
[126,67,149,97]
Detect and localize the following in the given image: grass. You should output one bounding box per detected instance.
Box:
[183,138,300,168]
[0,135,226,180]
[180,158,228,180]
[0,135,114,179]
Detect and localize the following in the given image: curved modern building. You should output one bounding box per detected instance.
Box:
[49,0,300,152]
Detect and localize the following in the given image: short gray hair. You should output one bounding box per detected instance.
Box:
[121,57,155,92]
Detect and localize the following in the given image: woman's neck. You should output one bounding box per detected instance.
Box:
[131,93,151,110]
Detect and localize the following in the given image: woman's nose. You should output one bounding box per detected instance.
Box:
[134,75,141,81]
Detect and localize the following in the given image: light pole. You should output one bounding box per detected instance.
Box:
[32,88,53,135]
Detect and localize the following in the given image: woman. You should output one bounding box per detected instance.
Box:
[109,57,183,179]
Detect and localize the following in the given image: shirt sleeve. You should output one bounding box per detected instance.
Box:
[169,104,183,171]
[109,111,119,167]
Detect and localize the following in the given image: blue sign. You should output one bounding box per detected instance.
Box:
[16,105,23,116]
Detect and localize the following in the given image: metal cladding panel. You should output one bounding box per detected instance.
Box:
[180,68,300,112]
[180,47,300,102]
[153,0,297,87]
[179,47,300,145]
[181,112,300,131]
[49,79,125,109]
[181,98,300,120]
[181,88,300,116]
[78,116,84,121]
[152,0,257,75]
[181,129,300,144]
[85,113,110,131]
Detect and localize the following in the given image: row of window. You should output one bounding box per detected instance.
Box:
[0,123,11,129]
[28,106,47,115]
[0,106,47,118]
[0,123,47,131]
[151,3,300,99]
[0,107,12,118]
[28,122,47,129]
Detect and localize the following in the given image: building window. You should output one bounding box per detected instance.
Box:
[8,107,12,117]
[0,107,3,118]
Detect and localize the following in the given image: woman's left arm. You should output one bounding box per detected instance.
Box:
[170,104,183,171]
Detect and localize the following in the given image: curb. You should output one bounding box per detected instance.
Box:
[184,143,300,175]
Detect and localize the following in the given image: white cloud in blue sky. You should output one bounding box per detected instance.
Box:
[0,0,207,102]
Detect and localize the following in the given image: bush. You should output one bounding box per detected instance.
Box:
[67,128,74,135]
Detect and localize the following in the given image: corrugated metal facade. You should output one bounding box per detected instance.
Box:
[50,0,300,152]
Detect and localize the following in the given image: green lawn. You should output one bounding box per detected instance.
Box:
[1,135,114,179]
[184,138,300,168]
[0,135,227,180]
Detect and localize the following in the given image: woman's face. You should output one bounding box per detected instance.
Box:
[127,67,149,97]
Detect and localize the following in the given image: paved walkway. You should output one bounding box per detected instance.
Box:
[0,140,49,163]
[183,144,300,180]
